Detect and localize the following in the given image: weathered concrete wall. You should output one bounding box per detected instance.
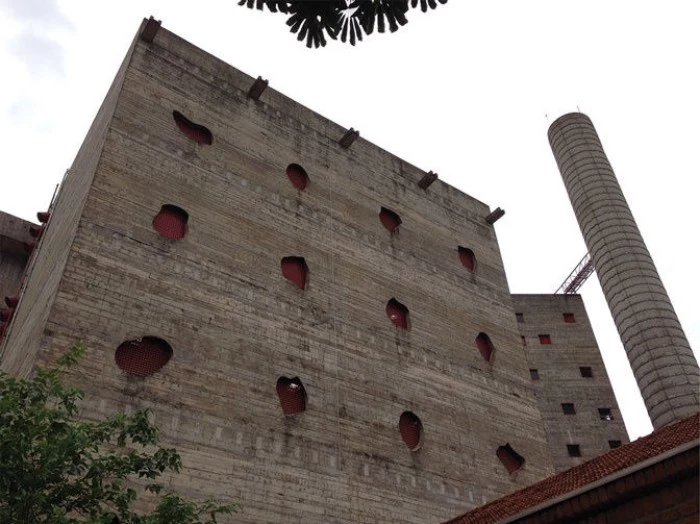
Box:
[548,113,699,430]
[2,21,555,523]
[0,23,143,375]
[513,294,628,472]
[0,211,32,302]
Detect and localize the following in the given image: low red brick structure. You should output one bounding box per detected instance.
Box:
[446,412,699,523]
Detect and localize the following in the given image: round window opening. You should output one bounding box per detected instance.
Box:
[399,411,423,451]
[115,336,173,377]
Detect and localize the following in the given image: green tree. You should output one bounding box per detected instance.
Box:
[237,0,449,48]
[0,343,238,523]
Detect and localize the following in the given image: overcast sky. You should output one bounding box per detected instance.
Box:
[1,1,698,440]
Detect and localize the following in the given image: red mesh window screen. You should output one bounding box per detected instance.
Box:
[115,337,173,377]
[276,376,307,415]
[152,205,188,240]
[379,207,401,233]
[497,443,524,474]
[29,225,44,239]
[37,211,50,223]
[476,332,494,362]
[539,334,552,345]
[172,110,213,145]
[286,164,309,191]
[281,256,308,290]
[399,411,422,451]
[5,295,19,308]
[1,308,14,322]
[563,313,575,323]
[386,298,409,330]
[458,246,476,272]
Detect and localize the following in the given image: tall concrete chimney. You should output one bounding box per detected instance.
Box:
[548,112,699,429]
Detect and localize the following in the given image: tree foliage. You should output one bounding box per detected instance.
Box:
[0,343,238,523]
[237,0,449,48]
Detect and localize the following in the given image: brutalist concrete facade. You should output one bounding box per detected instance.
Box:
[549,113,700,430]
[0,20,559,523]
[513,294,628,472]
[0,211,33,302]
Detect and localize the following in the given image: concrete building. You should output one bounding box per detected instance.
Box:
[513,294,628,472]
[4,17,691,524]
[0,211,34,303]
[0,18,557,523]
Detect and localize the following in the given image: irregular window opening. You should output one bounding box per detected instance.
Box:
[598,408,613,420]
[281,256,308,290]
[539,334,552,345]
[580,366,593,378]
[567,444,581,457]
[172,110,213,145]
[379,207,401,233]
[529,369,539,380]
[521,336,527,347]
[276,376,307,415]
[497,443,524,474]
[561,403,576,415]
[386,298,409,330]
[563,313,576,323]
[399,411,423,451]
[29,225,45,239]
[608,440,622,449]
[5,295,19,308]
[475,332,494,362]
[152,205,189,240]
[115,336,173,377]
[286,164,309,191]
[515,312,524,323]
[458,246,476,272]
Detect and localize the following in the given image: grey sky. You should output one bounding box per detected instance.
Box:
[0,0,698,440]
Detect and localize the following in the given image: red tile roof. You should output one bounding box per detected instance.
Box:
[446,412,699,524]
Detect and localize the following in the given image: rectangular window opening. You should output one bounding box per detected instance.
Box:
[539,334,552,345]
[515,313,524,323]
[529,369,539,380]
[563,313,576,323]
[567,444,581,457]
[580,366,593,378]
[608,440,622,449]
[599,408,613,420]
[561,402,576,415]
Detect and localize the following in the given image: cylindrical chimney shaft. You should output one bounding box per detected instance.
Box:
[548,113,699,429]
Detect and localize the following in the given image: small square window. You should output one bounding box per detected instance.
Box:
[539,334,552,345]
[567,444,581,457]
[521,336,527,347]
[515,313,524,323]
[563,313,576,323]
[599,408,613,421]
[561,403,576,415]
[579,366,593,378]
[608,440,622,449]
[529,369,540,380]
